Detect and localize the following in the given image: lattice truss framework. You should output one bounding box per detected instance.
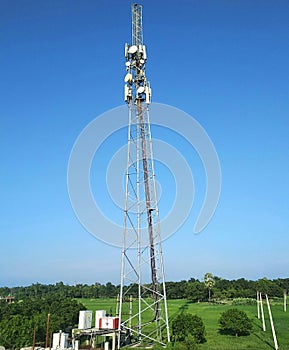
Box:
[118,4,170,348]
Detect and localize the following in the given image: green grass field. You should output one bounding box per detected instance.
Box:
[78,298,289,349]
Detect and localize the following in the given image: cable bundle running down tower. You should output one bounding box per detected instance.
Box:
[118,4,170,348]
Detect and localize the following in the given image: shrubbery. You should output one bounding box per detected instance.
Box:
[219,308,253,336]
[232,298,256,305]
[172,313,206,344]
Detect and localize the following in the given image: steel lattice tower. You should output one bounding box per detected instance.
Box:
[118,4,170,349]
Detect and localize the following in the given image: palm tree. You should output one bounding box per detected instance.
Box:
[204,273,215,302]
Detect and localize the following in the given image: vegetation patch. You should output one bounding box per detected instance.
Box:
[219,308,253,336]
[232,298,256,305]
[0,296,85,350]
[172,313,206,343]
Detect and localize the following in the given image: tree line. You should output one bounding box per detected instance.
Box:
[1,276,289,301]
[166,276,289,301]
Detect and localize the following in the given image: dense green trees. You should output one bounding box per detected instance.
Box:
[0,315,33,349]
[0,282,119,300]
[1,276,289,303]
[0,296,85,350]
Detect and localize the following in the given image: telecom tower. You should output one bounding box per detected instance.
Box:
[118,4,170,348]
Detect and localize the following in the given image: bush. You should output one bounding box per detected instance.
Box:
[184,335,199,349]
[232,298,256,305]
[173,343,187,350]
[172,335,199,349]
[172,313,206,343]
[219,308,253,336]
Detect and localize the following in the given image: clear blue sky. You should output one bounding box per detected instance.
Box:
[1,0,288,287]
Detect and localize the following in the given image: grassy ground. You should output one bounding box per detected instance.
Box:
[78,298,289,349]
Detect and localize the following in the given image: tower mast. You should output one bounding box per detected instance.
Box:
[118,4,170,348]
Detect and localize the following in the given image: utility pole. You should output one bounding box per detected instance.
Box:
[260,292,266,332]
[257,290,260,319]
[118,4,170,348]
[45,313,50,348]
[266,294,279,350]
